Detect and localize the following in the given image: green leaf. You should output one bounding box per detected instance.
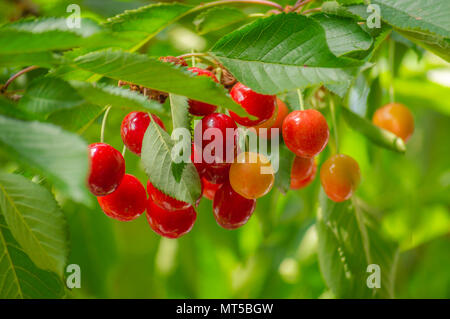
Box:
[0,97,33,121]
[210,13,363,95]
[18,77,84,119]
[275,144,295,194]
[341,106,406,153]
[70,81,164,114]
[397,29,450,62]
[169,94,192,182]
[0,115,89,203]
[371,0,450,61]
[141,118,201,205]
[194,7,248,35]
[348,73,370,116]
[47,104,104,133]
[0,215,65,299]
[0,52,60,68]
[0,173,69,277]
[372,0,450,38]
[317,191,398,298]
[71,49,246,116]
[105,2,193,51]
[322,1,366,20]
[170,94,191,132]
[0,17,108,54]
[313,14,373,57]
[18,77,165,119]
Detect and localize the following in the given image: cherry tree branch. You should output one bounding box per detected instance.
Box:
[291,0,314,12]
[1,66,39,93]
[199,0,284,11]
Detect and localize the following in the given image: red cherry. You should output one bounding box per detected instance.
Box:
[194,113,238,166]
[290,156,317,190]
[187,67,219,116]
[372,103,414,142]
[121,112,165,156]
[146,199,196,239]
[202,164,230,184]
[320,154,361,202]
[146,181,191,211]
[97,174,147,221]
[191,143,206,176]
[282,109,329,158]
[202,177,221,200]
[87,143,125,196]
[213,182,256,229]
[229,82,276,127]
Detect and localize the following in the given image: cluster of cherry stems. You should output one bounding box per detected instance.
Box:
[86,56,414,239]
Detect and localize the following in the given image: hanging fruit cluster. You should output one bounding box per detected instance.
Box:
[86,55,415,239]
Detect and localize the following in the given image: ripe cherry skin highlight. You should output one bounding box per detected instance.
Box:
[290,156,317,190]
[372,103,414,142]
[187,67,219,116]
[194,113,238,166]
[213,182,256,230]
[146,199,197,239]
[147,181,191,211]
[121,112,165,155]
[282,109,329,158]
[97,174,147,221]
[229,152,274,199]
[88,143,125,196]
[229,82,276,127]
[320,154,361,202]
[202,177,221,200]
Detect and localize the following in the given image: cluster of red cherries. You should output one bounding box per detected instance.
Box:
[86,56,415,239]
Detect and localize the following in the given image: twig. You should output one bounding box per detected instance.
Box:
[1,66,39,93]
[199,0,284,11]
[291,0,314,12]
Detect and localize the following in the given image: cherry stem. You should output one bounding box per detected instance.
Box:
[291,0,314,12]
[329,97,339,154]
[198,0,284,11]
[1,66,39,93]
[248,13,266,17]
[388,39,395,103]
[122,145,126,157]
[100,106,112,143]
[297,89,305,111]
[177,52,208,59]
[191,49,196,67]
[177,52,220,66]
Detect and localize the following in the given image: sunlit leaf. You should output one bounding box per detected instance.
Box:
[0,215,65,299]
[71,49,246,116]
[0,115,89,203]
[317,192,398,298]
[210,13,364,94]
[341,106,406,153]
[141,118,201,205]
[0,173,69,276]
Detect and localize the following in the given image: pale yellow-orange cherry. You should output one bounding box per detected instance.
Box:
[229,152,275,199]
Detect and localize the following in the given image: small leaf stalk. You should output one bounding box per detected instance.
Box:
[329,97,339,154]
[100,106,112,144]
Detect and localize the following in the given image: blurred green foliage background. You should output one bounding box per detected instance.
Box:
[1,0,449,298]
